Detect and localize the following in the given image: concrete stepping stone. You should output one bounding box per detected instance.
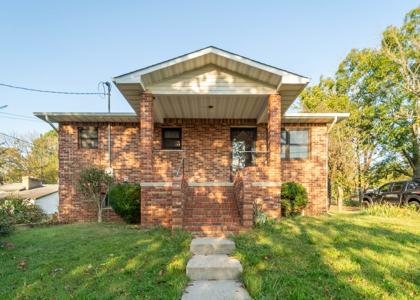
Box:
[190,237,235,255]
[181,280,251,300]
[186,254,242,280]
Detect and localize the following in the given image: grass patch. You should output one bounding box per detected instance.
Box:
[0,223,191,299]
[362,203,420,218]
[233,213,420,299]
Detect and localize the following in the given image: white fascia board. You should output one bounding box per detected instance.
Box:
[112,47,310,86]
[284,112,350,118]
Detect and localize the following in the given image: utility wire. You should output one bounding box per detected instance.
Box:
[0,82,106,95]
[0,132,33,145]
[0,115,42,123]
[0,111,38,120]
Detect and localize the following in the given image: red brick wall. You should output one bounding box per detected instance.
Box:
[58,122,140,222]
[154,119,258,182]
[281,124,328,215]
[58,119,328,224]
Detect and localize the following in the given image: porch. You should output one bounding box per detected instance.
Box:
[112,47,309,234]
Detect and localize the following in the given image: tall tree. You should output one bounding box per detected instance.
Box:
[336,7,419,179]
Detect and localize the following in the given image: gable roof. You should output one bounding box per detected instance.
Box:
[112,46,310,116]
[113,46,309,87]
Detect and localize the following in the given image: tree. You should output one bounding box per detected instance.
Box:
[77,166,114,223]
[336,7,419,179]
[25,131,58,183]
[381,7,420,179]
[0,130,58,184]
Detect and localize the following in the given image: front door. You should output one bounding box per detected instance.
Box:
[231,128,257,176]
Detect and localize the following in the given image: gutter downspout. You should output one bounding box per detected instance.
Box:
[45,115,58,133]
[326,116,338,211]
[105,82,112,172]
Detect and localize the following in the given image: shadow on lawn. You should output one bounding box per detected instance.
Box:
[294,218,418,298]
[1,225,191,299]
[234,215,419,299]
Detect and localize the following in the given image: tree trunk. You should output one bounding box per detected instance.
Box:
[98,209,102,223]
[337,186,344,212]
[414,138,420,181]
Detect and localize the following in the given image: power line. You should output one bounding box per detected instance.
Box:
[0,82,106,95]
[0,111,38,120]
[0,132,33,145]
[0,115,42,123]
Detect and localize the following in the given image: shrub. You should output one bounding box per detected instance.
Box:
[77,166,114,223]
[0,208,14,236]
[0,198,47,235]
[281,182,308,217]
[0,198,46,224]
[108,183,141,223]
[253,203,268,226]
[361,203,420,218]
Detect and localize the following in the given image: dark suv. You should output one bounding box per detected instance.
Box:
[363,180,420,208]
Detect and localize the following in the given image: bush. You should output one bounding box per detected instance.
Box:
[361,203,420,218]
[253,204,268,226]
[77,166,114,223]
[108,183,141,223]
[0,208,14,236]
[0,198,46,224]
[281,182,308,217]
[0,198,47,235]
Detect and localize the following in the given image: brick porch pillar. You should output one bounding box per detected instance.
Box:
[139,92,154,225]
[267,94,281,180]
[265,93,282,219]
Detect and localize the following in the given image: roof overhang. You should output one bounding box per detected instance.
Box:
[113,46,310,120]
[34,112,139,123]
[34,112,349,124]
[283,112,350,124]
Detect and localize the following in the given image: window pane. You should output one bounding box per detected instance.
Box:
[290,145,308,159]
[163,129,180,139]
[379,184,391,193]
[79,127,98,149]
[290,130,308,144]
[391,183,405,192]
[281,130,287,145]
[163,139,181,149]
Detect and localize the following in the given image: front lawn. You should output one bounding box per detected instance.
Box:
[234,213,420,300]
[0,224,191,299]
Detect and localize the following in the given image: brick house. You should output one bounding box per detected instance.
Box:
[35,47,348,235]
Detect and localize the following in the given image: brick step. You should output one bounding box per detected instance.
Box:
[184,214,239,219]
[183,224,240,232]
[185,207,238,212]
[185,203,238,209]
[184,218,240,224]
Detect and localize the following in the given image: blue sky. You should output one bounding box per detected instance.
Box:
[0,1,417,135]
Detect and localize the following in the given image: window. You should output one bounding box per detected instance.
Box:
[281,129,309,160]
[101,192,110,208]
[407,182,420,191]
[391,182,405,193]
[78,127,98,149]
[379,183,391,193]
[162,128,181,149]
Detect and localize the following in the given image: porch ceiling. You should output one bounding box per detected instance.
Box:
[113,46,309,122]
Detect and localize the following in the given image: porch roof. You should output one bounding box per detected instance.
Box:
[34,112,349,124]
[113,46,310,122]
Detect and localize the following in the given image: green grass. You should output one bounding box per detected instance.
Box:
[0,224,191,300]
[233,213,420,300]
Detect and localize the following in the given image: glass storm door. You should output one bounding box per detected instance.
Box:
[231,128,257,174]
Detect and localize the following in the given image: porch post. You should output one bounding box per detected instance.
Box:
[139,92,154,225]
[265,93,282,219]
[267,94,281,180]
